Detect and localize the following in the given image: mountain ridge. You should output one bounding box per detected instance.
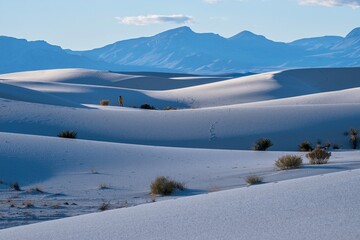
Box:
[1,26,360,74]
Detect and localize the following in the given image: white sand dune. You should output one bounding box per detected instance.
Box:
[1,67,360,150]
[1,169,359,240]
[1,67,360,238]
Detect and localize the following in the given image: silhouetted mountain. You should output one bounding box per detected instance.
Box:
[1,27,360,74]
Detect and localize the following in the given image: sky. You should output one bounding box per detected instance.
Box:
[0,0,359,50]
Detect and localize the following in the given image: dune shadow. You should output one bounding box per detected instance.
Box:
[174,188,207,197]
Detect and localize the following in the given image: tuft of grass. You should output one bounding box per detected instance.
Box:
[245,175,263,185]
[23,200,34,208]
[253,138,273,151]
[140,104,156,110]
[98,202,111,211]
[349,128,359,149]
[306,148,331,165]
[275,155,303,170]
[332,144,340,150]
[99,183,110,190]
[99,100,110,106]
[58,130,77,139]
[28,187,44,193]
[150,176,184,196]
[163,106,177,110]
[298,140,313,152]
[10,182,21,191]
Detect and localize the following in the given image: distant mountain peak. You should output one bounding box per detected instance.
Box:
[156,26,194,37]
[230,30,267,41]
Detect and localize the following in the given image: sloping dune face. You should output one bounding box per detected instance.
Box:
[1,169,359,240]
[0,67,360,151]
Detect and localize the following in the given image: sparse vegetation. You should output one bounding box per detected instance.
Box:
[150,176,184,196]
[333,144,340,150]
[28,187,44,193]
[298,140,313,152]
[245,175,263,185]
[23,200,34,208]
[98,202,111,211]
[306,148,331,164]
[10,182,21,191]
[140,104,156,110]
[163,106,177,110]
[349,128,359,149]
[275,155,303,170]
[253,138,273,151]
[100,100,110,106]
[57,130,77,139]
[99,183,110,190]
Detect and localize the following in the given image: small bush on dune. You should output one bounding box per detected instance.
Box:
[306,148,331,164]
[98,202,111,211]
[58,130,77,139]
[245,175,263,185]
[10,182,21,191]
[163,106,177,110]
[349,128,359,149]
[150,176,184,196]
[100,100,110,106]
[275,155,303,170]
[253,138,273,151]
[298,140,313,152]
[140,104,156,110]
[333,144,340,150]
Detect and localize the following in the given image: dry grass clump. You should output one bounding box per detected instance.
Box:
[98,183,110,190]
[253,138,273,151]
[140,104,156,110]
[298,140,313,152]
[306,148,331,164]
[100,100,110,106]
[150,176,184,196]
[28,187,44,193]
[163,106,177,110]
[98,202,111,211]
[245,175,263,185]
[58,130,77,139]
[10,182,21,191]
[349,128,359,149]
[275,155,303,170]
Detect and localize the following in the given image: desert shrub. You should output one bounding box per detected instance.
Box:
[253,138,273,151]
[245,175,263,185]
[140,104,156,110]
[100,100,110,106]
[333,144,340,150]
[298,140,313,152]
[10,182,21,191]
[163,106,177,110]
[98,202,111,211]
[150,176,184,196]
[349,128,359,149]
[99,183,110,190]
[58,130,77,139]
[275,155,303,170]
[28,187,44,193]
[306,148,331,164]
[23,200,34,208]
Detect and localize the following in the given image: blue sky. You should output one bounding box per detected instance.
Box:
[1,0,359,50]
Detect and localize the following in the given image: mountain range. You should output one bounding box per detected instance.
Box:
[1,26,360,74]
